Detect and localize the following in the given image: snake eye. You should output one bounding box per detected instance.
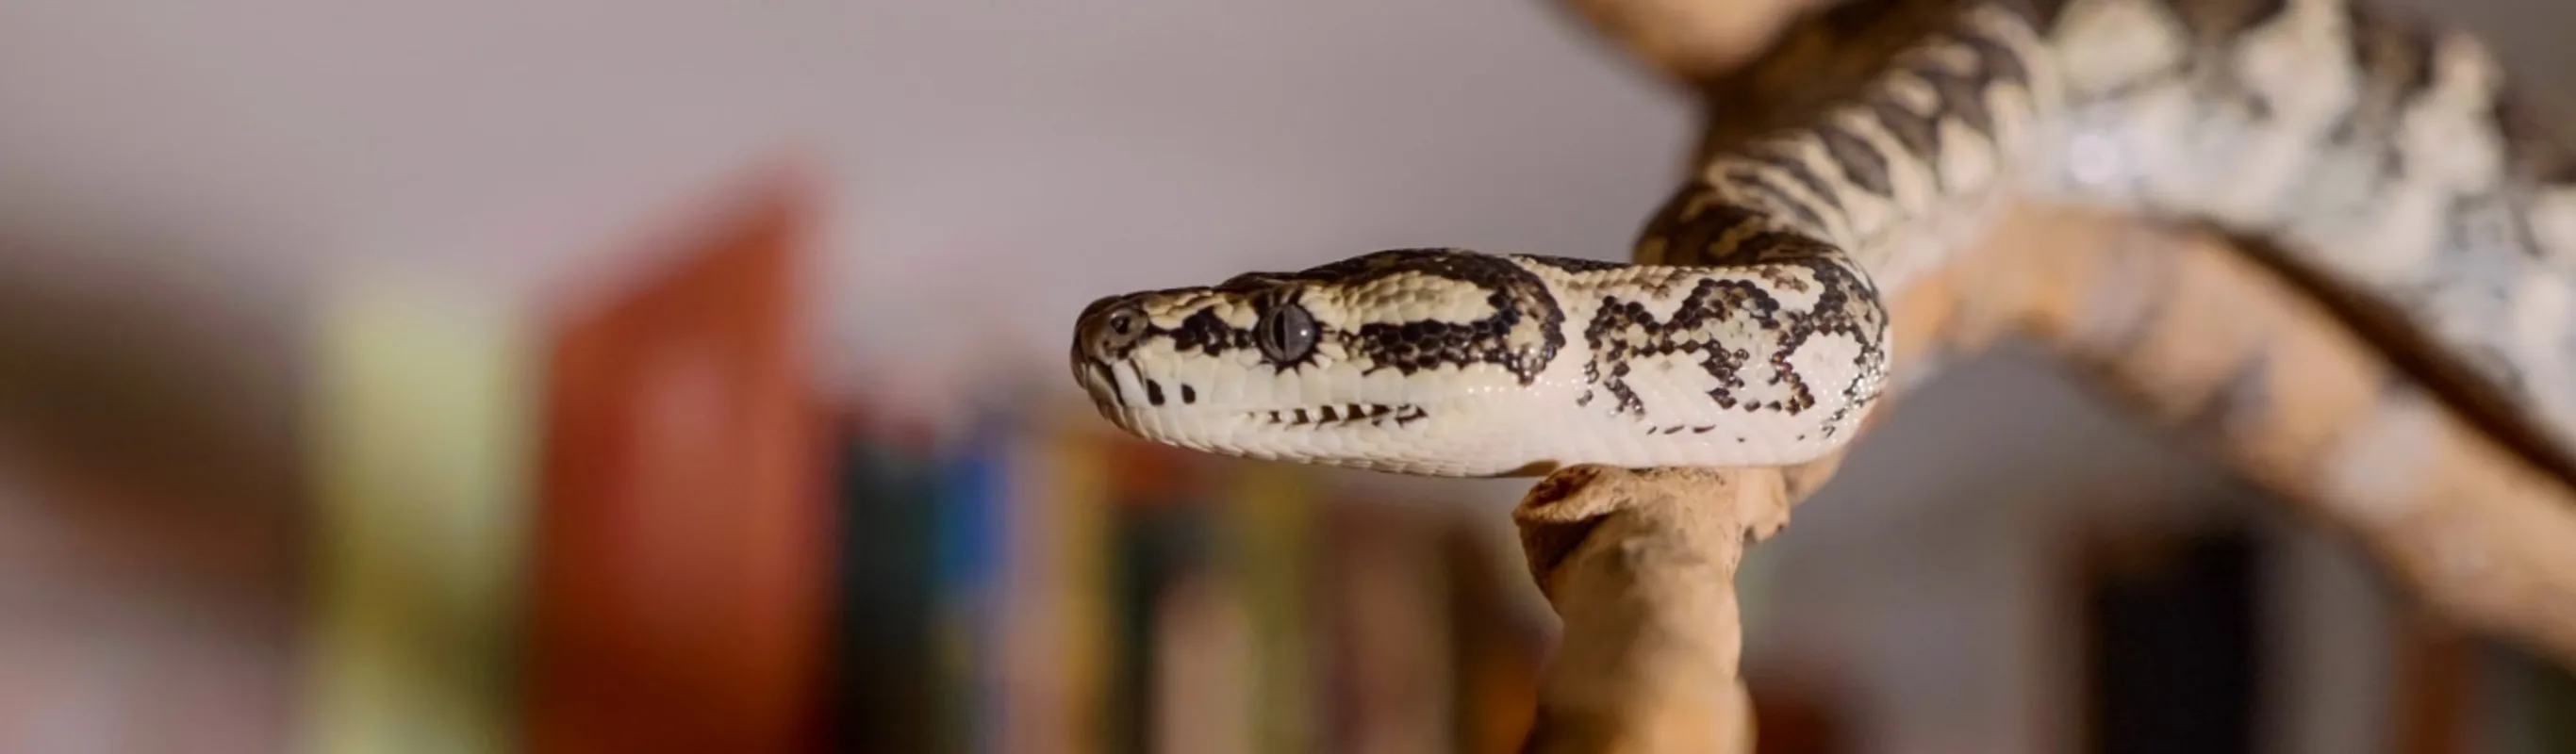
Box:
[1086,302,1148,356]
[1255,302,1317,365]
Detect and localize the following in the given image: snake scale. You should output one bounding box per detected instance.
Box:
[1069,0,2576,479]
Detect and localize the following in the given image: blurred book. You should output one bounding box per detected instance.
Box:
[933,413,1016,754]
[529,354,1560,754]
[1438,516,1544,754]
[520,171,831,753]
[1101,439,1216,754]
[1318,498,1457,754]
[991,415,1114,754]
[297,279,535,754]
[825,413,945,753]
[1219,461,1319,754]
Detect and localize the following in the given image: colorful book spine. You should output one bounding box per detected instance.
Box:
[1436,516,1543,754]
[933,412,1014,754]
[521,172,830,753]
[1149,558,1257,754]
[813,402,1556,753]
[993,414,1113,754]
[298,279,536,754]
[1220,461,1317,754]
[1099,439,1213,754]
[1318,501,1457,754]
[824,415,942,753]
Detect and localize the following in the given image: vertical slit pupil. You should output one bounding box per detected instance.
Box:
[1258,302,1316,363]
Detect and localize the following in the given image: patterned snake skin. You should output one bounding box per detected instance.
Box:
[1069,0,2576,478]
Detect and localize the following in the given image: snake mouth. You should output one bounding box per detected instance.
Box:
[1248,402,1427,429]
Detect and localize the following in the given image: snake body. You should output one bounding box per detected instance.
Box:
[1070,0,2576,478]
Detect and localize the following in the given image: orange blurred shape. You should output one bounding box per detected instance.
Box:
[522,164,831,753]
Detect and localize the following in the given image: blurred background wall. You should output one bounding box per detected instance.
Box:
[0,0,2570,752]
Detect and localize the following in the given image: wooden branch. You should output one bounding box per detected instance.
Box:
[1949,206,2576,667]
[1510,204,2576,752]
[1511,4,2576,752]
[1506,245,1953,753]
[1511,466,1778,754]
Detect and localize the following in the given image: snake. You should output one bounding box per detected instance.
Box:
[1066,0,2576,480]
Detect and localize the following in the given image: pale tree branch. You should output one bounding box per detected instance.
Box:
[1512,2,2576,752]
[1511,467,1780,754]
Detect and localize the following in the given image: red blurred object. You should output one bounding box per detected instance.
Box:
[522,167,831,753]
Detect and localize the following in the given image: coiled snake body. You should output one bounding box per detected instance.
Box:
[1070,0,2576,478]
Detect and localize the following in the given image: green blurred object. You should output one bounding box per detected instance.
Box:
[299,281,537,754]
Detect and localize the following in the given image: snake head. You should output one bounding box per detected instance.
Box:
[1068,248,1576,476]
